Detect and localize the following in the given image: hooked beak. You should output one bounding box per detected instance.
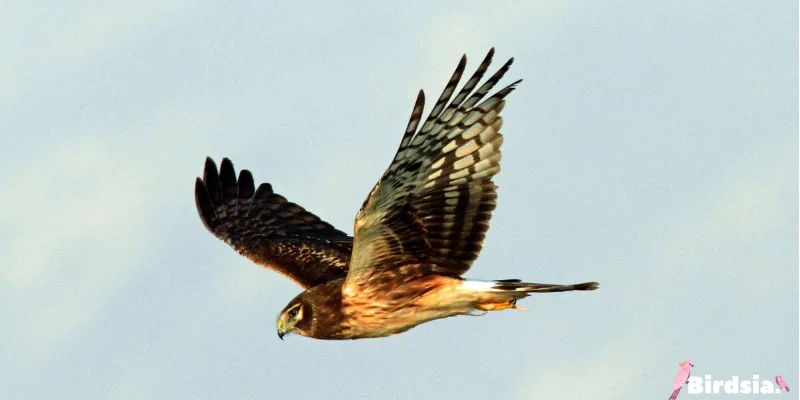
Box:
[277,321,287,340]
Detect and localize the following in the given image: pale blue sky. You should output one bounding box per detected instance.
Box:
[1,1,797,399]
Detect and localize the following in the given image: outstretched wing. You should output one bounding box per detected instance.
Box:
[346,48,520,287]
[195,157,353,288]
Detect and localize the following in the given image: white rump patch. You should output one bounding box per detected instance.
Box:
[460,280,496,292]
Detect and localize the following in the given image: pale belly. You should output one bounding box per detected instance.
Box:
[339,283,476,339]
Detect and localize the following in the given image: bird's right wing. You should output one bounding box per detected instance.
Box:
[195,158,353,288]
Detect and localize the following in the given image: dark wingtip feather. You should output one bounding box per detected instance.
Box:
[203,157,221,205]
[253,182,274,198]
[493,56,515,81]
[481,48,495,68]
[219,158,237,202]
[493,79,524,100]
[413,89,425,113]
[422,54,469,128]
[400,90,427,147]
[203,157,217,180]
[238,170,255,199]
[248,182,274,217]
[194,177,215,231]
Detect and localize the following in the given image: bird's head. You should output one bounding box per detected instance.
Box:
[277,295,312,340]
[679,360,694,369]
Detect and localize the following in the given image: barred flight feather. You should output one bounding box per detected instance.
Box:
[348,48,520,284]
[195,157,353,288]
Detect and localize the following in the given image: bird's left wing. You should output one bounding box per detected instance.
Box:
[196,157,353,288]
[345,49,520,289]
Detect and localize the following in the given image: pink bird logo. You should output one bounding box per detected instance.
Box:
[776,376,790,392]
[668,360,694,400]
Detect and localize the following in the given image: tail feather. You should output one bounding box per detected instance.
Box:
[463,279,599,312]
[492,280,599,293]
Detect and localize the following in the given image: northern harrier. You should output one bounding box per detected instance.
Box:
[194,49,599,340]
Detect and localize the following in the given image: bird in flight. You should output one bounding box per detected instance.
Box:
[195,48,599,340]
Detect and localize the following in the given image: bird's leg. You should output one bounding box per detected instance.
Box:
[475,298,523,311]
